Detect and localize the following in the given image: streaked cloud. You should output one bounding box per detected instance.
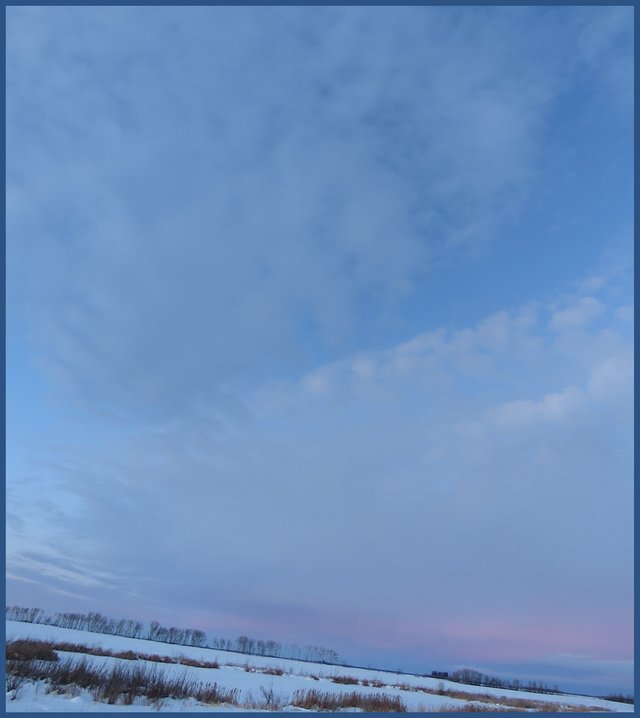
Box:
[7,271,632,671]
[6,5,633,695]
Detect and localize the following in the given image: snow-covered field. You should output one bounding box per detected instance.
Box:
[6,621,632,712]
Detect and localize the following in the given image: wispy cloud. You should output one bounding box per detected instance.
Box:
[8,267,632,666]
[8,6,631,420]
[6,6,632,693]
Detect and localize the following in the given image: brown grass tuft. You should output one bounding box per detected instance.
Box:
[328,673,360,685]
[5,655,238,707]
[292,688,407,712]
[7,640,59,662]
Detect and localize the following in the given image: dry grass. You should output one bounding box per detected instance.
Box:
[379,680,613,713]
[6,638,219,670]
[192,682,240,706]
[362,677,386,688]
[437,703,519,712]
[6,638,614,713]
[394,681,422,693]
[242,686,288,711]
[292,688,407,712]
[7,640,59,662]
[437,691,612,712]
[328,673,360,685]
[5,655,239,707]
[6,672,28,697]
[428,700,610,713]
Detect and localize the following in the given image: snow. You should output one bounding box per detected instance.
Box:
[6,621,633,712]
[6,681,252,713]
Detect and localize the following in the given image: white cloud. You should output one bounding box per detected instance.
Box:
[7,6,620,420]
[549,296,604,332]
[5,6,633,674]
[7,275,633,667]
[490,385,585,428]
[587,354,633,402]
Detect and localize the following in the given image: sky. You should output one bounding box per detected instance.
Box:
[5,6,634,696]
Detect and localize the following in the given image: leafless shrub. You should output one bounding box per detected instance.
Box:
[140,669,195,702]
[176,654,219,669]
[328,673,360,685]
[194,682,240,706]
[7,640,59,662]
[6,638,220,671]
[116,650,138,661]
[292,688,407,712]
[46,641,108,657]
[50,657,109,690]
[361,677,386,687]
[6,672,27,698]
[5,655,238,707]
[242,684,289,711]
[93,663,142,704]
[257,685,286,710]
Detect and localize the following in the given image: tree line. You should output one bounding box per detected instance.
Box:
[6,606,145,641]
[5,605,340,664]
[448,668,560,695]
[218,635,339,663]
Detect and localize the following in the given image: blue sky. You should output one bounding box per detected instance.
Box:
[6,6,633,695]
